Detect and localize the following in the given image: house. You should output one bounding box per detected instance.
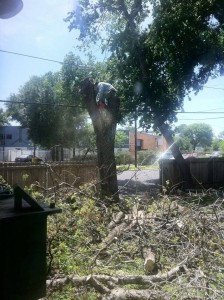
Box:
[0,126,31,148]
[0,126,32,161]
[116,130,168,155]
[129,131,168,154]
[0,126,71,162]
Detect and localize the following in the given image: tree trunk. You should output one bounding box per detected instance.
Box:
[159,123,194,189]
[80,78,119,202]
[51,146,62,161]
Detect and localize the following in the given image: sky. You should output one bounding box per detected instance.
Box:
[0,0,224,136]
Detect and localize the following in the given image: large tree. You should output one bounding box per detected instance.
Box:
[61,53,120,201]
[6,71,87,160]
[65,0,224,187]
[175,123,213,151]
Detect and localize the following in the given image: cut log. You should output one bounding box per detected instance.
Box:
[142,247,156,273]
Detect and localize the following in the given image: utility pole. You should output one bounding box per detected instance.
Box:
[134,110,137,168]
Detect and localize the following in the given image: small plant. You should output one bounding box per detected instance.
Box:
[22,173,29,182]
[137,150,157,166]
[115,150,134,165]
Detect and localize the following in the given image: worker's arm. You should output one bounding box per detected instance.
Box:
[96,84,105,102]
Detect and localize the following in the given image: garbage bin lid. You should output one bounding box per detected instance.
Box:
[0,185,61,220]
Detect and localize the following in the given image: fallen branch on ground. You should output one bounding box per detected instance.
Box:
[46,260,188,299]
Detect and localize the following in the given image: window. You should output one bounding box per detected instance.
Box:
[0,134,12,139]
[137,139,143,150]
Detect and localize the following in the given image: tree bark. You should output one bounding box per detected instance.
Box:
[80,78,120,201]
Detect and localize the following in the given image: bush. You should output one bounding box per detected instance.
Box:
[115,150,134,165]
[137,150,157,165]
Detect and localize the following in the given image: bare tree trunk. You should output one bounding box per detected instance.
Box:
[159,123,194,189]
[80,78,119,202]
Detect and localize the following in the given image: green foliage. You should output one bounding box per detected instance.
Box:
[212,138,221,151]
[218,130,224,140]
[45,189,109,276]
[174,135,193,152]
[0,176,13,192]
[46,283,98,300]
[175,123,213,151]
[73,124,96,154]
[66,0,224,134]
[115,130,129,148]
[0,108,9,126]
[220,140,224,153]
[115,150,134,165]
[21,179,224,299]
[6,60,96,151]
[7,73,62,147]
[137,150,157,165]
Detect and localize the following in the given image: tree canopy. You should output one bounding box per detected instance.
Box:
[6,70,88,149]
[0,108,9,127]
[175,123,213,151]
[65,0,224,132]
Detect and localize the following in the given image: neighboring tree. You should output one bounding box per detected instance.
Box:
[212,138,221,151]
[65,0,224,187]
[115,130,129,148]
[73,123,97,158]
[0,108,9,127]
[174,125,192,152]
[6,71,87,160]
[175,123,213,151]
[175,124,188,135]
[220,140,224,153]
[174,136,192,153]
[218,130,224,140]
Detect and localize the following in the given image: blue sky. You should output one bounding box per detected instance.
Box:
[0,0,224,136]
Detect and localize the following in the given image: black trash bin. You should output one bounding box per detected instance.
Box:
[0,185,61,300]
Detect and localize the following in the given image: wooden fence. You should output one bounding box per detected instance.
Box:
[0,162,99,189]
[160,157,224,190]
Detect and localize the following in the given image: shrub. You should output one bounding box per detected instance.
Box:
[137,150,157,165]
[115,150,134,165]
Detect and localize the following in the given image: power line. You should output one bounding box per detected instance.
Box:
[1,49,224,91]
[0,49,63,64]
[176,111,224,114]
[178,117,224,121]
[2,98,224,114]
[203,85,224,91]
[0,49,91,69]
[0,99,85,109]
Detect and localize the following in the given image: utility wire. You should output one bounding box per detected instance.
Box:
[0,99,85,109]
[1,49,224,90]
[178,117,224,121]
[176,111,224,114]
[0,49,63,64]
[203,85,224,91]
[0,49,89,68]
[2,98,224,114]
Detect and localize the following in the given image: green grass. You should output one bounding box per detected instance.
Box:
[117,162,159,171]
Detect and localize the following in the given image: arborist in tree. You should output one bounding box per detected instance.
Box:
[94,82,117,110]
